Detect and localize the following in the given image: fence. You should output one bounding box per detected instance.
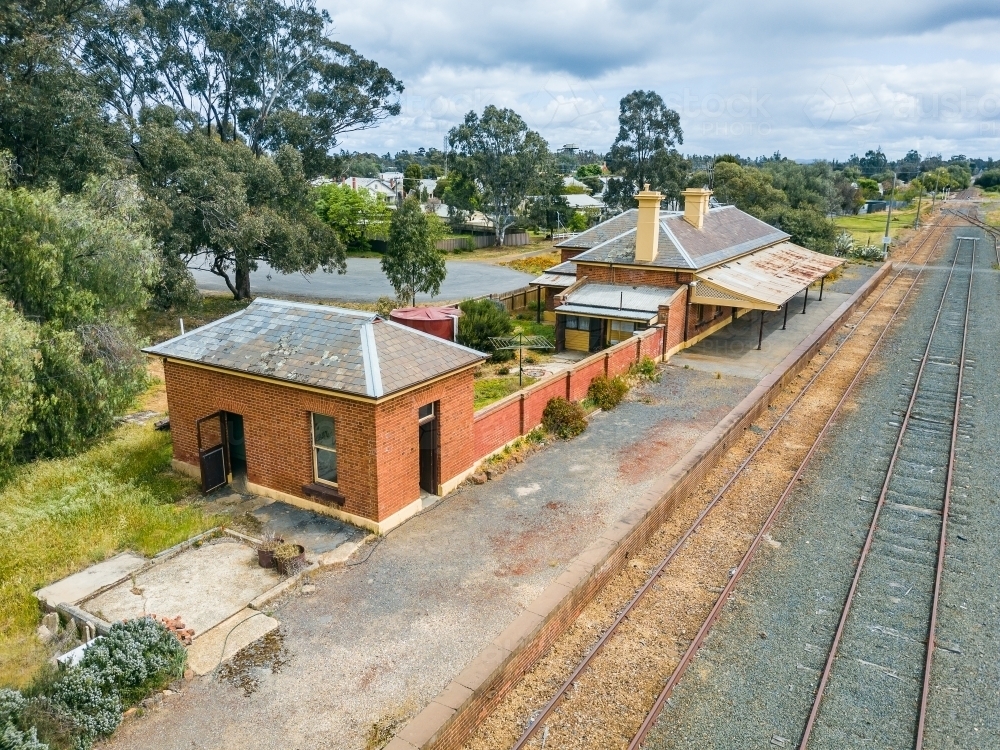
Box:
[435,232,531,251]
[472,326,665,461]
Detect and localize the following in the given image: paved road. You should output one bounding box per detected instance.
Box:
[189,258,534,302]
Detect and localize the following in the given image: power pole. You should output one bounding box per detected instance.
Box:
[914,184,923,228]
[883,172,897,249]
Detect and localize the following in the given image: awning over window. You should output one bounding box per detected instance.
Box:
[690,242,845,311]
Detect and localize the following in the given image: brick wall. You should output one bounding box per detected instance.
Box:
[163,361,474,523]
[374,369,476,518]
[560,247,584,263]
[575,263,694,288]
[471,326,666,460]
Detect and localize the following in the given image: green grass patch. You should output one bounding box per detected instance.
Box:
[474,376,537,410]
[0,424,218,688]
[511,319,555,340]
[833,207,925,245]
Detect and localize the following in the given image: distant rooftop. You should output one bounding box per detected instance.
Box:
[144,299,484,398]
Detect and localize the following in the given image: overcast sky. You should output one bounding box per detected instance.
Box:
[320,0,1000,162]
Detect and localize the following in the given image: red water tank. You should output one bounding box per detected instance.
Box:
[389,306,461,341]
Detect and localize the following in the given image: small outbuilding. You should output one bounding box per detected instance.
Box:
[145,300,485,532]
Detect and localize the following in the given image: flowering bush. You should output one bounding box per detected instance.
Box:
[3,618,186,749]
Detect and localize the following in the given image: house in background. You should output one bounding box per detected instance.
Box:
[532,187,843,355]
[145,300,485,533]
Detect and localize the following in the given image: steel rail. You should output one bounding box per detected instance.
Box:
[946,207,999,266]
[798,223,967,749]
[916,231,976,748]
[509,217,944,750]
[628,219,952,750]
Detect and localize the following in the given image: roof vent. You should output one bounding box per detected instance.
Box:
[681,187,712,230]
[635,183,662,263]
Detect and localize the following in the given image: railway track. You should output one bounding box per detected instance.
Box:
[794,221,976,749]
[481,216,955,750]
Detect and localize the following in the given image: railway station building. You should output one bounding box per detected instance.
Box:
[531,187,843,356]
[145,301,485,533]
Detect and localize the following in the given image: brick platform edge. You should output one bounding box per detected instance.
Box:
[385,260,894,750]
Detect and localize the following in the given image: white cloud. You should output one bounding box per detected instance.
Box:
[322,0,1000,159]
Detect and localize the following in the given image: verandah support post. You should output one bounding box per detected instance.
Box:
[782,303,788,330]
[819,275,825,301]
[536,286,541,323]
[757,309,765,350]
[802,286,809,314]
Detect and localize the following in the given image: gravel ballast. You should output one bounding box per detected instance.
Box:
[643,218,1000,749]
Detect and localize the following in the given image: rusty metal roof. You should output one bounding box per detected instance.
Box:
[557,206,788,271]
[691,242,845,311]
[531,261,577,288]
[144,299,485,398]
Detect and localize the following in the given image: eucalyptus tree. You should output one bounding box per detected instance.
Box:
[85,0,403,176]
[134,107,344,299]
[604,90,687,210]
[448,106,551,246]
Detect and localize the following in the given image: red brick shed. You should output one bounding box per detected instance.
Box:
[145,300,485,533]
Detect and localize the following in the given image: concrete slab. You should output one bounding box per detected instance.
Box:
[186,608,280,676]
[35,552,146,609]
[251,502,367,556]
[81,539,280,636]
[672,289,850,380]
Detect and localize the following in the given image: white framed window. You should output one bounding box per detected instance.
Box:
[311,413,338,486]
[418,402,435,423]
[565,315,591,331]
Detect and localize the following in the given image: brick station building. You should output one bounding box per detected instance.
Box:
[145,300,485,532]
[532,187,844,357]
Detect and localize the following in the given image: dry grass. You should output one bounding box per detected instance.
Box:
[0,423,218,688]
[504,251,560,276]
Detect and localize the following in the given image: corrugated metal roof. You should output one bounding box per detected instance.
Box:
[144,298,485,398]
[532,273,575,288]
[564,283,676,312]
[692,242,845,311]
[554,304,657,323]
[560,205,789,271]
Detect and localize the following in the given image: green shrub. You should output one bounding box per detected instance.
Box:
[542,397,587,439]
[1,720,48,750]
[457,299,514,362]
[3,618,186,750]
[587,375,629,411]
[77,618,186,705]
[628,356,660,383]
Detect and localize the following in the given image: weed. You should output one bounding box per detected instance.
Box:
[542,398,587,439]
[587,375,629,411]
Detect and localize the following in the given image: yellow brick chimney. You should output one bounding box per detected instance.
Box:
[681,187,712,230]
[634,184,661,263]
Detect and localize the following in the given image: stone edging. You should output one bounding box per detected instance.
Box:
[385,260,895,750]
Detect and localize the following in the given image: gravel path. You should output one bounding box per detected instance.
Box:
[641,217,1000,749]
[100,368,755,750]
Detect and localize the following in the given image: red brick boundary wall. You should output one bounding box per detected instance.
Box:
[385,260,894,750]
[472,326,666,461]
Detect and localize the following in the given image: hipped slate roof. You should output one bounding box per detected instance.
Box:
[557,206,788,271]
[144,299,485,398]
